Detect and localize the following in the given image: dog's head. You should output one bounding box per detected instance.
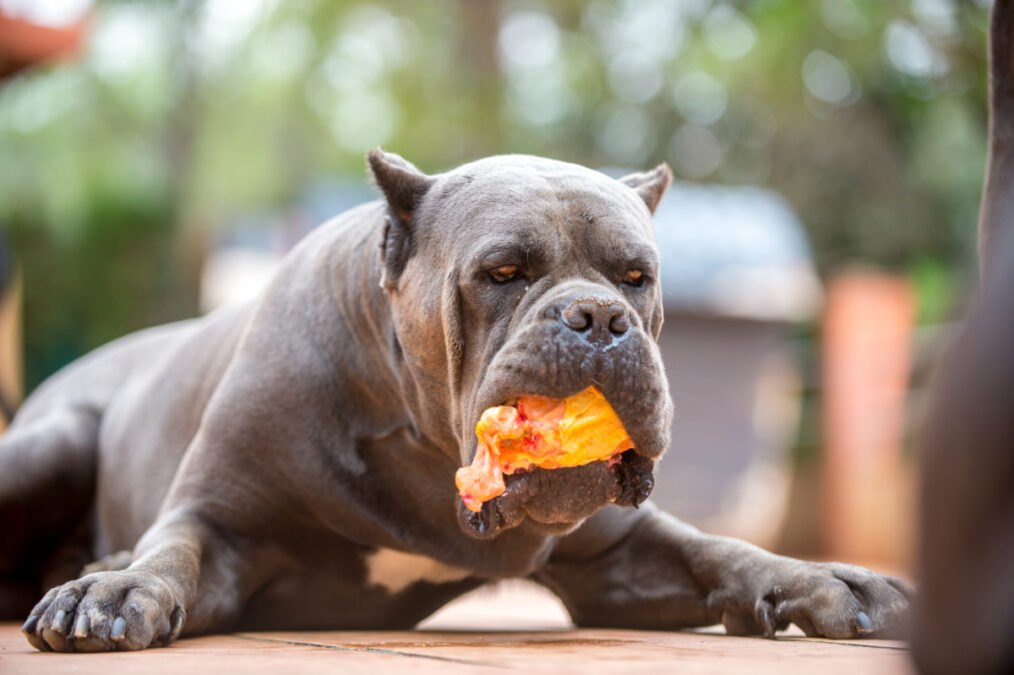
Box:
[368,149,673,538]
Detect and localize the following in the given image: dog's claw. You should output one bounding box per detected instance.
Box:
[856,611,873,634]
[21,614,38,635]
[74,613,89,639]
[20,615,49,652]
[169,607,185,641]
[762,607,774,638]
[754,599,777,639]
[51,609,68,633]
[110,616,127,641]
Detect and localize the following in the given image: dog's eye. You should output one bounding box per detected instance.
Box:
[625,269,646,287]
[489,265,520,284]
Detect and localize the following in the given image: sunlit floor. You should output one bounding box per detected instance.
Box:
[0,581,912,675]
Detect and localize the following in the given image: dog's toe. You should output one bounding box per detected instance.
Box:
[23,571,184,652]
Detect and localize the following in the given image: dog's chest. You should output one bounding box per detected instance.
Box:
[363,547,472,593]
[236,541,479,630]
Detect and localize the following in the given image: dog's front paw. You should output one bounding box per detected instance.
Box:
[21,570,185,652]
[716,559,911,639]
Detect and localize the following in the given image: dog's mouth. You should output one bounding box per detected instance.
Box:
[456,449,654,539]
[455,388,656,539]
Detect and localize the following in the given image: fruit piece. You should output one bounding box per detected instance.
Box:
[454,387,635,511]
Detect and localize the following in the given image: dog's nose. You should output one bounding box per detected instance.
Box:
[561,297,629,344]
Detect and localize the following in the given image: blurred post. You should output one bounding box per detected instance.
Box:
[821,272,915,569]
[165,0,206,321]
[0,0,89,434]
[0,261,20,432]
[0,9,85,77]
[458,0,502,158]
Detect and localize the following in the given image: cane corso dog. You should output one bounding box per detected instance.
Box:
[0,149,909,651]
[913,2,1014,673]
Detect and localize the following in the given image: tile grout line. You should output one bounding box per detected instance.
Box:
[230,633,515,669]
[777,637,910,651]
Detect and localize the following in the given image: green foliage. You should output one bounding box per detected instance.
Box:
[909,256,961,325]
[6,180,193,389]
[0,0,993,387]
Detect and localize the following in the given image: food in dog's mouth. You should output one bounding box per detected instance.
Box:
[455,386,635,512]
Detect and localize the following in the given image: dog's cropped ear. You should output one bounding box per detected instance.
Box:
[368,148,433,224]
[367,148,434,289]
[618,163,673,215]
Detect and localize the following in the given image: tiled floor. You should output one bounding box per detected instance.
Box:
[0,581,913,674]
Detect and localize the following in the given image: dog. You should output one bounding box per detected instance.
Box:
[912,1,1014,672]
[0,149,909,652]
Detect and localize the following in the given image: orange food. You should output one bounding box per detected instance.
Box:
[455,387,635,512]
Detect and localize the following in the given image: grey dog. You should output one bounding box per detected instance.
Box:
[0,150,909,652]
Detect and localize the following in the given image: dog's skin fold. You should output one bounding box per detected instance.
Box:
[0,150,908,652]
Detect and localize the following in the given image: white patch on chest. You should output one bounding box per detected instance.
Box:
[364,548,472,594]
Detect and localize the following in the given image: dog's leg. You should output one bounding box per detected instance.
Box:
[536,504,910,638]
[19,508,249,652]
[80,550,134,575]
[978,0,1014,285]
[910,2,1014,672]
[0,407,99,618]
[18,407,272,653]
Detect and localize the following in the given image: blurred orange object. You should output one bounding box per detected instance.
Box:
[0,272,19,433]
[455,387,634,511]
[0,9,88,79]
[822,272,915,569]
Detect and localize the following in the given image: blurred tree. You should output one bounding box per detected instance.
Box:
[0,0,991,388]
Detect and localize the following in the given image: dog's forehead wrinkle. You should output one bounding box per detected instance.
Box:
[433,156,637,219]
[422,177,653,273]
[469,236,538,264]
[449,153,611,185]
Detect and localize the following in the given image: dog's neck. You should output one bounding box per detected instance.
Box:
[330,206,465,456]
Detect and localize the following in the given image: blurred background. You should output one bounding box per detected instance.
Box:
[0,0,994,580]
